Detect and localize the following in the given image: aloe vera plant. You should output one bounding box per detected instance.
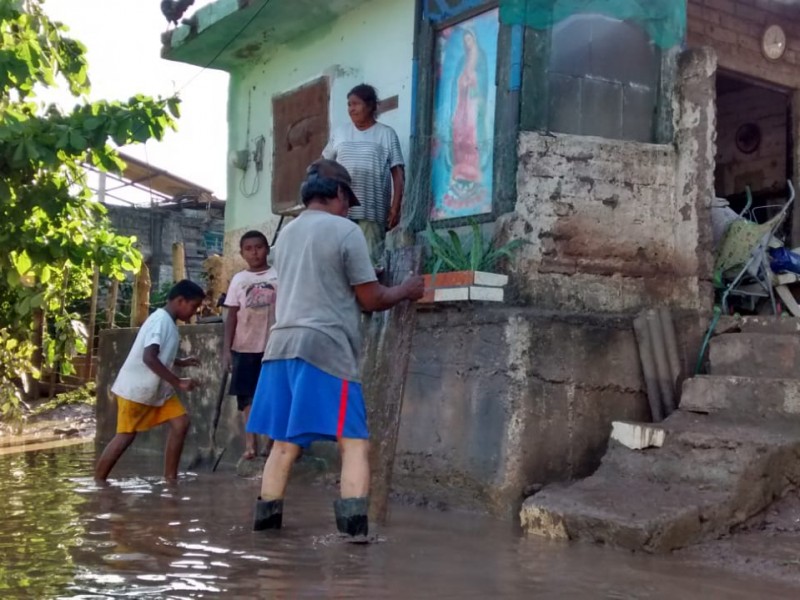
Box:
[421,219,526,276]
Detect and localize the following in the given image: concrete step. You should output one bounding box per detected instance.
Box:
[603,410,798,486]
[521,411,800,552]
[681,375,800,417]
[521,476,730,552]
[715,316,800,337]
[709,332,800,379]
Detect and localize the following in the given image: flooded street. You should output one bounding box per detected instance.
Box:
[1,446,799,599]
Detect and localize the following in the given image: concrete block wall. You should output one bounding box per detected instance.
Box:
[688,0,800,88]
[500,134,701,313]
[96,324,249,462]
[498,48,717,315]
[95,309,708,518]
[106,205,225,288]
[394,308,651,517]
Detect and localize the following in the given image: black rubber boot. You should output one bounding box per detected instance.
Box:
[333,497,369,537]
[253,498,283,531]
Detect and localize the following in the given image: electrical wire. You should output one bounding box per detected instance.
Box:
[175,0,274,95]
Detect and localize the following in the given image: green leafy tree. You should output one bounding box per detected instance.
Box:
[0,0,180,414]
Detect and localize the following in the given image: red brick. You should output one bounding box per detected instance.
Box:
[718,12,758,36]
[423,271,476,288]
[735,3,768,25]
[705,23,739,44]
[704,0,737,16]
[736,33,760,52]
[688,3,715,26]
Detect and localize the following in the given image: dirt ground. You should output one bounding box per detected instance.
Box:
[677,489,800,586]
[0,401,95,451]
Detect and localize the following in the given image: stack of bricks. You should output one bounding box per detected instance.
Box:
[687,0,800,89]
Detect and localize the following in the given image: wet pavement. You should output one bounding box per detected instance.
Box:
[1,445,799,599]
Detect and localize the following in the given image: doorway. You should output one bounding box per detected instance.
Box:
[714,72,793,230]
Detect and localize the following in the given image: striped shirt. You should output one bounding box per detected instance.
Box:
[322,121,404,224]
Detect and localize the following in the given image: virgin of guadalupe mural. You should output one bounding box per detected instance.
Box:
[431,8,498,221]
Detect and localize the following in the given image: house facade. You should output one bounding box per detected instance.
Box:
[159,0,800,516]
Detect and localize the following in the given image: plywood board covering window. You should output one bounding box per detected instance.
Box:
[271,77,330,215]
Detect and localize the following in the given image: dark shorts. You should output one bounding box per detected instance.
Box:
[246,358,369,448]
[228,351,263,410]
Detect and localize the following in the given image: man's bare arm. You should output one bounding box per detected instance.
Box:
[354,276,424,312]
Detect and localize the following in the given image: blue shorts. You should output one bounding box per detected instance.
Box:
[246,358,369,448]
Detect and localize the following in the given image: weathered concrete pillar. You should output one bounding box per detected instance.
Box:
[673,47,717,311]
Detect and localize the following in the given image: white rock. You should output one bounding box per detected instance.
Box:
[611,421,665,450]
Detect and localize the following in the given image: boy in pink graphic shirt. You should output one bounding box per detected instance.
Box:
[223,231,277,460]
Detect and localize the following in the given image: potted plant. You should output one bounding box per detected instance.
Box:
[419,220,526,304]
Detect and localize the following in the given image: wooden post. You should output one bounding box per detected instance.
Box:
[362,245,422,525]
[83,268,99,382]
[105,279,119,329]
[172,242,186,282]
[202,255,227,316]
[130,263,151,327]
[26,308,45,401]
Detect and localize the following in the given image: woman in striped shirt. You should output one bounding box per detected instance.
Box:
[323,84,405,265]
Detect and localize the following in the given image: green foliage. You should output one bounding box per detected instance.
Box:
[29,381,95,418]
[421,219,527,276]
[0,0,180,415]
[0,328,38,420]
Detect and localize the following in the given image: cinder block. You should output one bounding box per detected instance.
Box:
[469,286,504,302]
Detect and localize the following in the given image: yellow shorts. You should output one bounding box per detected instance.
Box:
[116,395,186,434]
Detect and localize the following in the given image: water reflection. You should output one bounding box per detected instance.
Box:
[0,447,798,598]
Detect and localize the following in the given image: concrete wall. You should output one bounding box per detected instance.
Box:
[500,134,696,312]
[106,204,225,288]
[96,308,707,519]
[395,308,650,516]
[495,48,717,315]
[224,0,415,242]
[96,324,250,463]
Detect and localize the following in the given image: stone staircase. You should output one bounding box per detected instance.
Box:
[520,317,800,552]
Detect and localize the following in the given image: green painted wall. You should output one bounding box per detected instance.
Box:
[223,0,416,236]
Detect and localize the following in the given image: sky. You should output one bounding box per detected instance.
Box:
[42,0,229,198]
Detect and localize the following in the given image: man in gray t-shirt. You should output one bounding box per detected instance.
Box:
[247,159,424,539]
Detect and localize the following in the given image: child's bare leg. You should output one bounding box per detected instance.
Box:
[242,403,257,459]
[164,414,190,481]
[95,433,137,481]
[260,441,301,499]
[339,438,370,498]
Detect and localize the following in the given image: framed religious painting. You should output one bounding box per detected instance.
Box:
[430,7,499,221]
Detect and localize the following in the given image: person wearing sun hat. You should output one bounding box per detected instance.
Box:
[247,159,424,539]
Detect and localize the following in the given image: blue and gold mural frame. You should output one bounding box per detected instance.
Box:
[408,0,521,231]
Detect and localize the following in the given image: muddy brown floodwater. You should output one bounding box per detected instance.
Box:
[1,445,799,599]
